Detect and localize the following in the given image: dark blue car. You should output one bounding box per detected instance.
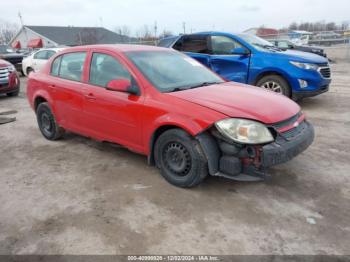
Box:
[158,32,331,100]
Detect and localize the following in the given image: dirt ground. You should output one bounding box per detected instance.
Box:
[0,63,349,255]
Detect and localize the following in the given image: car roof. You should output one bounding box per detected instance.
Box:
[60,44,171,53]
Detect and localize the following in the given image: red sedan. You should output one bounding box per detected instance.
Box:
[27,45,314,187]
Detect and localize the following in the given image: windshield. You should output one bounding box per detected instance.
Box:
[126,51,224,93]
[238,34,275,50]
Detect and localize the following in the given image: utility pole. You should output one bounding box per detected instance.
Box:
[18,11,28,45]
[182,22,186,34]
[154,21,158,45]
[154,21,158,38]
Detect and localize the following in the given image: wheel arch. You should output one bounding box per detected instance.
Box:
[148,124,193,166]
[34,96,48,111]
[254,70,290,86]
[254,70,292,97]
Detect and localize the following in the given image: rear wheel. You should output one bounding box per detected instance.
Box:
[256,75,291,97]
[154,129,208,188]
[36,102,65,140]
[26,67,34,76]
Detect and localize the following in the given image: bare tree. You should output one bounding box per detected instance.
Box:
[0,20,19,45]
[287,21,350,32]
[114,25,131,43]
[159,30,173,38]
[341,21,349,31]
[136,24,152,39]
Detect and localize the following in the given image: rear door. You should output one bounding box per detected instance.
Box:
[49,51,87,132]
[208,35,250,83]
[173,34,211,68]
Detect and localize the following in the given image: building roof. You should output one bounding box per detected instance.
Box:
[25,25,131,46]
[59,44,170,53]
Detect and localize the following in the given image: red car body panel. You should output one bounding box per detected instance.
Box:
[0,59,20,94]
[169,82,300,124]
[27,45,299,156]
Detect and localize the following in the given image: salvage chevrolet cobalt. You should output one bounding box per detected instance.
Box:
[27,45,314,187]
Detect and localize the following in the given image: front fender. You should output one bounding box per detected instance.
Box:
[249,67,293,86]
[144,113,213,156]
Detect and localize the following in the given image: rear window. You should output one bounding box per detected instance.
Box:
[51,56,61,76]
[34,50,49,60]
[50,52,86,82]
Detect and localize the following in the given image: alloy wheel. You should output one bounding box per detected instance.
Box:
[260,81,283,93]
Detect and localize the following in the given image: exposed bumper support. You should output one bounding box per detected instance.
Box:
[197,121,315,182]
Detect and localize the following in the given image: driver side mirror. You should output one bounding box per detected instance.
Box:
[230,47,250,55]
[106,79,139,95]
[106,79,131,92]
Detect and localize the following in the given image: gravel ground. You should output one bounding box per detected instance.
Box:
[0,63,349,255]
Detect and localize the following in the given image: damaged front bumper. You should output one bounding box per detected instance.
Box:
[197,120,315,181]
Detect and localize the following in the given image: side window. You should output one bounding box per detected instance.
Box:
[46,50,56,59]
[277,41,289,48]
[210,36,243,55]
[173,37,183,51]
[34,51,48,60]
[89,53,131,87]
[51,56,62,76]
[182,35,209,54]
[59,52,86,82]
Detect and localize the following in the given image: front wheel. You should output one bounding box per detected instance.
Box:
[256,75,291,97]
[7,90,19,97]
[36,102,65,140]
[154,129,208,188]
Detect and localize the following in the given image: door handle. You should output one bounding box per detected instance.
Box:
[84,93,96,100]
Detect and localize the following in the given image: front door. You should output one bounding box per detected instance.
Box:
[81,52,144,151]
[209,35,250,83]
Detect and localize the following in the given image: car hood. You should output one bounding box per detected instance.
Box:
[168,82,300,124]
[0,53,25,58]
[271,49,328,63]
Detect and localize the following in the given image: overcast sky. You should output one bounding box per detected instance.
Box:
[1,0,349,35]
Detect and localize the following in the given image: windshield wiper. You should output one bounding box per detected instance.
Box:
[168,81,222,93]
[188,81,222,89]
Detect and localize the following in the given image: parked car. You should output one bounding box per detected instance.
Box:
[22,48,65,76]
[269,39,326,58]
[0,45,26,75]
[27,45,315,187]
[159,32,331,100]
[0,59,20,96]
[313,31,342,40]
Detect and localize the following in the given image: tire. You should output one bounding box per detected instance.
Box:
[256,75,291,97]
[26,67,34,76]
[7,90,19,97]
[36,102,65,140]
[154,128,208,188]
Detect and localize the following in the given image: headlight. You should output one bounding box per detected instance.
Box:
[290,61,319,71]
[215,118,274,144]
[7,65,16,72]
